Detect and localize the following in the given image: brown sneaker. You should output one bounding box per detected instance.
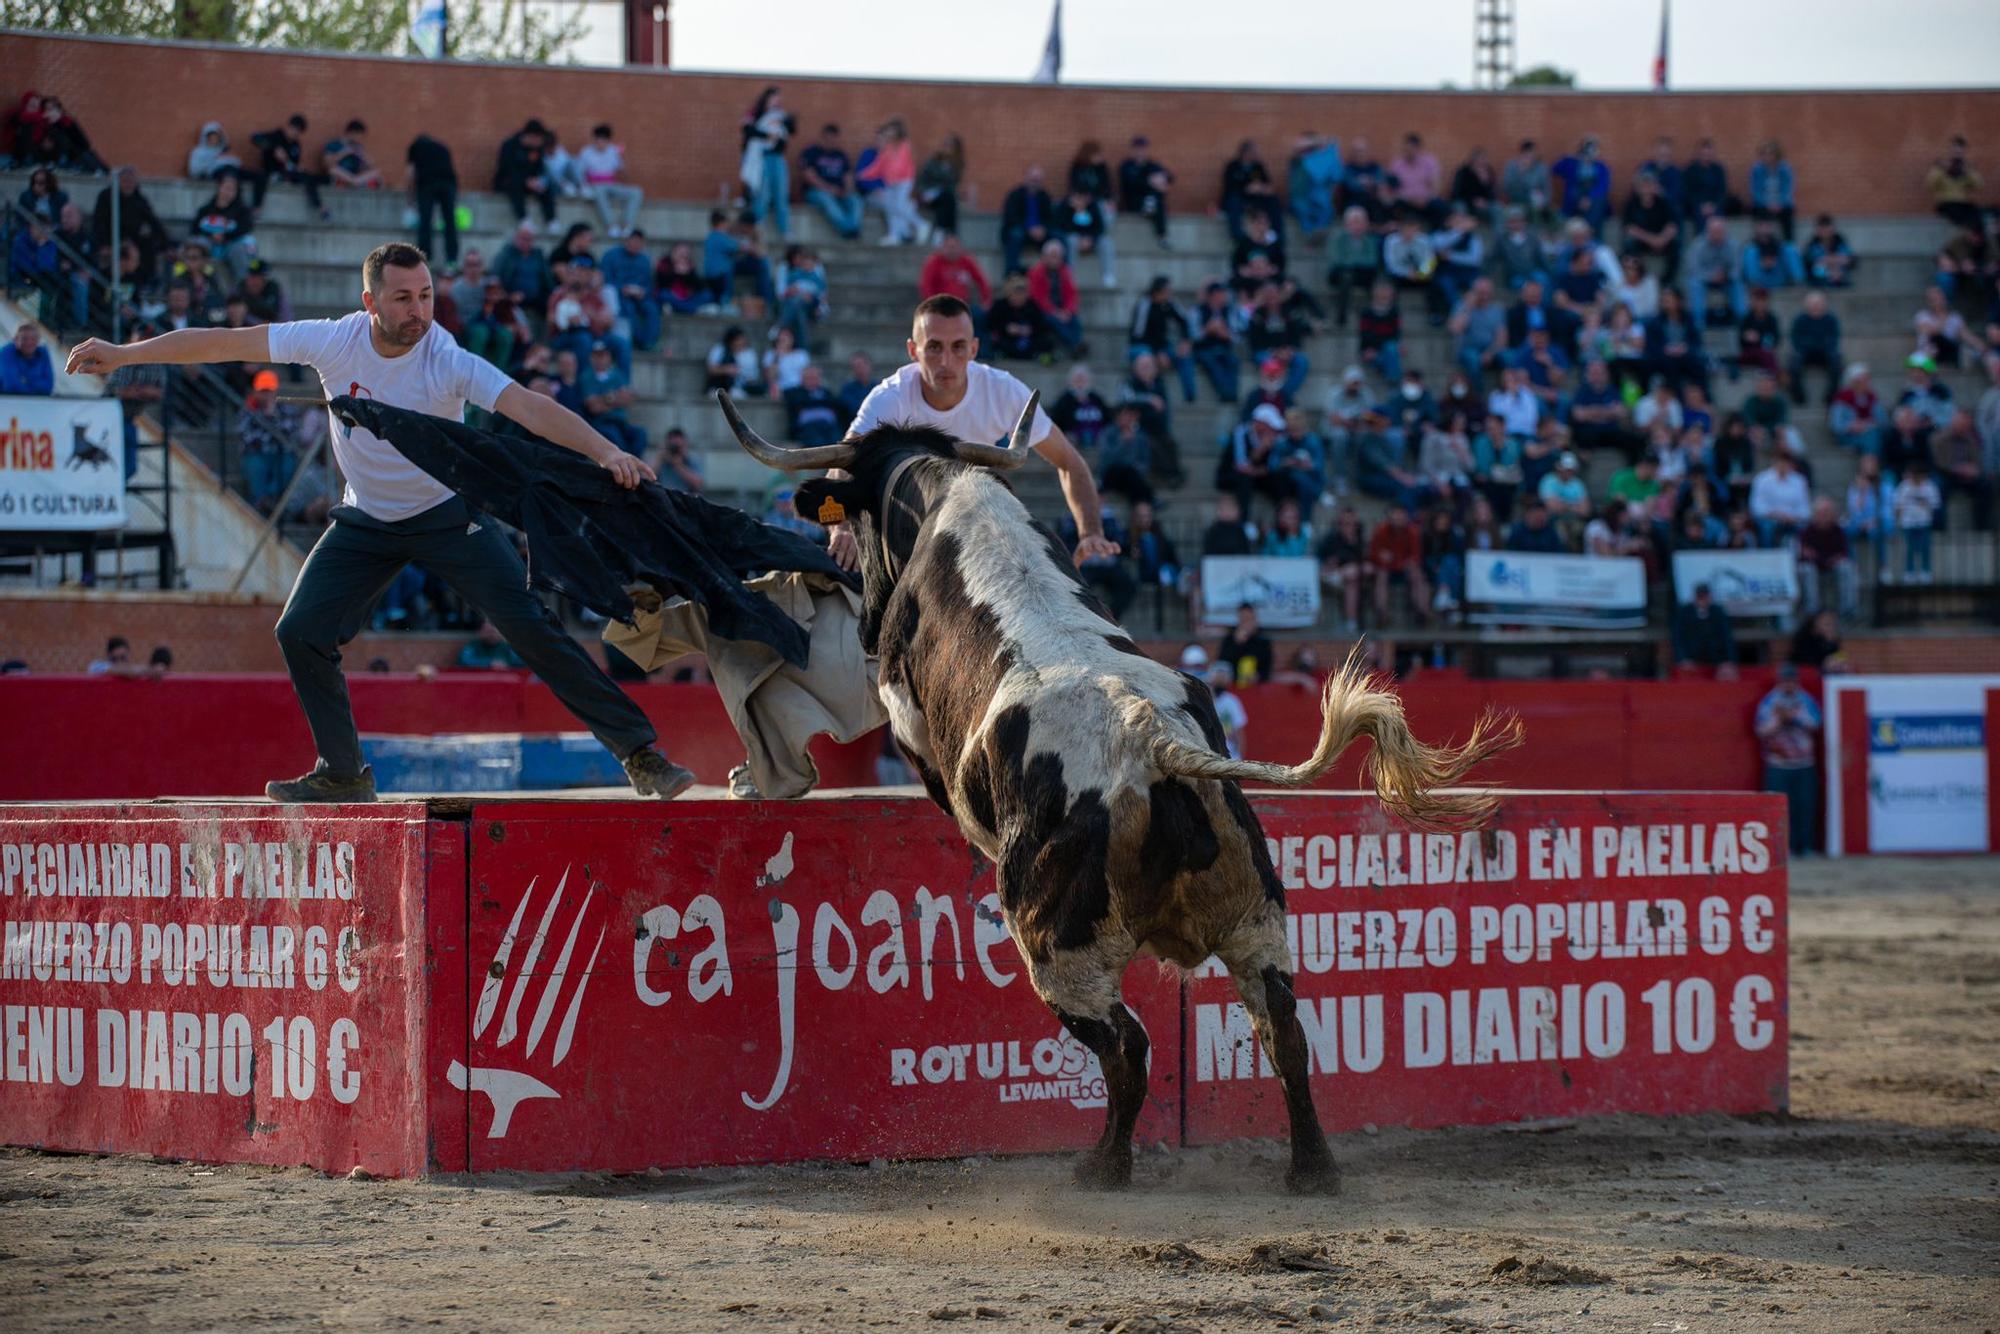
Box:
[266,765,377,803]
[622,748,695,800]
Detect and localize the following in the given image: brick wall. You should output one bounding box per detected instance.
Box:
[6,31,1995,218]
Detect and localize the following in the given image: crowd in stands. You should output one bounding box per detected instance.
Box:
[5,87,2000,648]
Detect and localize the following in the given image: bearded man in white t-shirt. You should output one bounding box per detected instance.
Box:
[67,242,695,803]
[830,294,1120,570]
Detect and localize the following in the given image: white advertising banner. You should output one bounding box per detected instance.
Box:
[1464,551,1647,627]
[0,395,126,531]
[1671,549,1798,617]
[1825,674,1996,856]
[1200,556,1320,628]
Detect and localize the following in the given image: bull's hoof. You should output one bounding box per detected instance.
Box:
[1072,1148,1134,1190]
[1284,1154,1343,1196]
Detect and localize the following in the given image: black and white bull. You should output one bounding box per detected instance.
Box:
[718,390,1519,1192]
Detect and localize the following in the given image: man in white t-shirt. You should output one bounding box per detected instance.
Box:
[576,122,644,240]
[830,293,1118,569]
[67,242,695,804]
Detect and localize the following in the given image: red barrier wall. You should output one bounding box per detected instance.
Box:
[0,672,1803,802]
[0,802,436,1177]
[0,674,879,799]
[1,790,1787,1176]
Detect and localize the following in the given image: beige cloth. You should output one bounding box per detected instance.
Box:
[604,572,885,799]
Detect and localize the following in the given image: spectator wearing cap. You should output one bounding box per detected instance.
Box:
[1898,353,1956,434]
[235,368,310,513]
[1238,357,1293,428]
[1804,215,1858,288]
[601,229,661,352]
[1788,290,1843,407]
[1754,664,1821,854]
[1537,449,1590,533]
[1798,497,1859,618]
[1118,137,1175,246]
[1217,403,1295,513]
[1128,275,1198,403]
[1672,583,1737,675]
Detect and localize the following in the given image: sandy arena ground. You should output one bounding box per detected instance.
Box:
[3,855,1995,1331]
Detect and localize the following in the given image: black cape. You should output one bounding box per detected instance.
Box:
[332,397,850,668]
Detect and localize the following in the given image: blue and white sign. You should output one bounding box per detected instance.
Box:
[1672,549,1799,617]
[1200,556,1319,628]
[1465,551,1647,628]
[1826,675,1996,856]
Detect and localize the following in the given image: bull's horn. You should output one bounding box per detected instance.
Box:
[715,390,855,471]
[952,391,1040,470]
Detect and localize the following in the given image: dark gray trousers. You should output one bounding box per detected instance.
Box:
[274,498,656,778]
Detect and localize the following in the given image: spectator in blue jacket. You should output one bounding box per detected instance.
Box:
[1748,140,1796,241]
[1804,214,1859,288]
[0,322,55,395]
[599,229,660,352]
[1552,137,1611,233]
[1638,136,1685,216]
[1741,218,1803,290]
[1681,138,1732,223]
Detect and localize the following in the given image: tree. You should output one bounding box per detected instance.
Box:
[0,0,587,63]
[1509,65,1578,89]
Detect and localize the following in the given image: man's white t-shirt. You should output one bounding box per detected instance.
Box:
[268,312,513,521]
[1211,688,1248,759]
[850,361,1054,449]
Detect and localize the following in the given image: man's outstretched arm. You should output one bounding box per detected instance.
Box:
[494,382,656,489]
[1034,424,1120,562]
[67,326,272,376]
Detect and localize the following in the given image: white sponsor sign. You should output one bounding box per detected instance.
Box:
[1825,675,1995,856]
[1672,549,1797,617]
[0,396,126,531]
[1201,555,1320,628]
[1465,551,1647,627]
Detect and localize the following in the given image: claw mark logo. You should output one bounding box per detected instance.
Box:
[448,867,604,1138]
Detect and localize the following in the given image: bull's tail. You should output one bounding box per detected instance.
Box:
[1134,648,1523,831]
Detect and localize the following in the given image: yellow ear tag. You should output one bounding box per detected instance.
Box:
[817,496,848,525]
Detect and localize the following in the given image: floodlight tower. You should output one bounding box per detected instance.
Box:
[1473,0,1518,90]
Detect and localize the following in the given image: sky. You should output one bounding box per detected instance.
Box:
[567,0,2000,89]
